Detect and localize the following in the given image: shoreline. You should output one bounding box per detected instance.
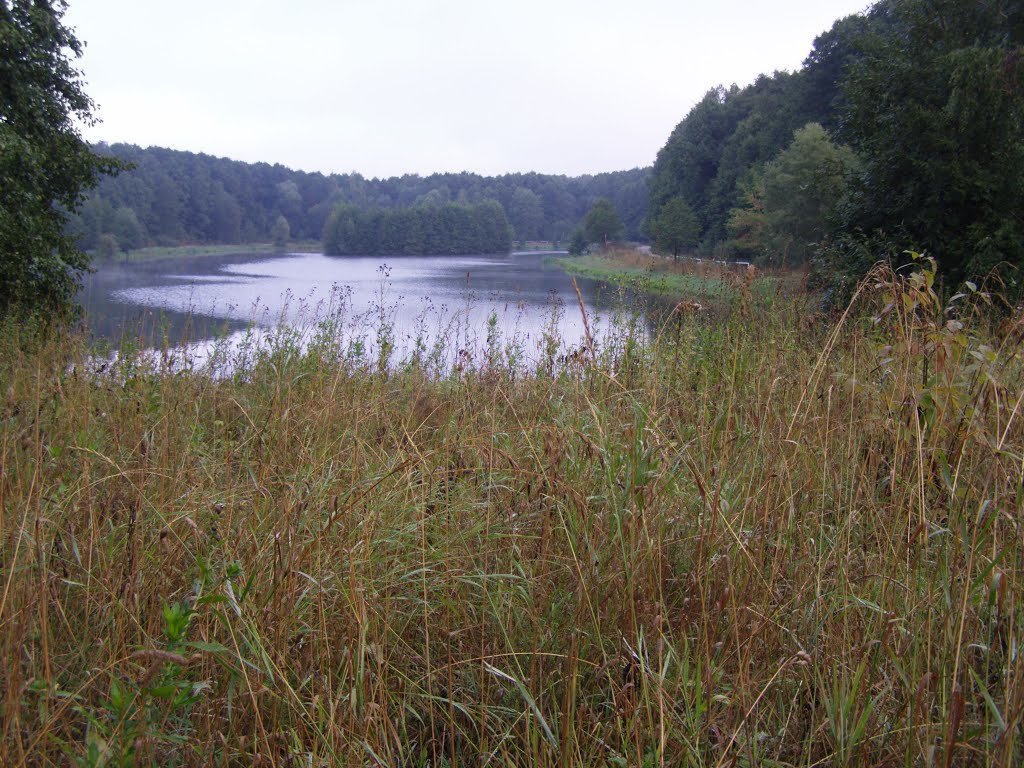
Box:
[90,241,323,264]
[549,249,739,301]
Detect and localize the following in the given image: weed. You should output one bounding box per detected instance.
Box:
[0,261,1021,765]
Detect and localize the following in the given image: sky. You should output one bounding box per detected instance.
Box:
[65,0,872,179]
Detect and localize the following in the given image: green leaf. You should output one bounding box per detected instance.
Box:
[485,662,558,751]
[185,641,231,654]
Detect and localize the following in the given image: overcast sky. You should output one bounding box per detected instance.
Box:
[65,0,871,179]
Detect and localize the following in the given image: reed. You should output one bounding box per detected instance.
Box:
[0,257,1021,766]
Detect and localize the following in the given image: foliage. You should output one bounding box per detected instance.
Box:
[567,228,588,256]
[651,196,700,259]
[648,86,742,245]
[0,0,118,316]
[323,200,512,256]
[650,0,1022,290]
[835,0,1024,286]
[647,64,840,251]
[95,233,119,260]
[646,3,885,253]
[725,172,770,261]
[728,123,857,265]
[72,143,652,250]
[507,186,544,241]
[270,214,290,250]
[2,265,1022,765]
[801,12,883,131]
[762,124,855,263]
[582,197,623,247]
[109,205,144,251]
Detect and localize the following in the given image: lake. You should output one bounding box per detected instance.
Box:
[80,250,630,370]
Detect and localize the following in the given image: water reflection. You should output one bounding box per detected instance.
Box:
[81,251,631,368]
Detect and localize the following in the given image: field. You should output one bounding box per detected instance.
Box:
[1,259,1022,766]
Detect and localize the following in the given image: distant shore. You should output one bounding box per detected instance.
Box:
[92,243,580,264]
[91,241,322,264]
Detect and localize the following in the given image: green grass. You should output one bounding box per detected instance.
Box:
[514,241,568,252]
[551,250,777,305]
[1,261,1022,766]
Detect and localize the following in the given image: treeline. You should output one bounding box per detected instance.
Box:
[647,0,1024,287]
[68,143,650,253]
[323,201,512,256]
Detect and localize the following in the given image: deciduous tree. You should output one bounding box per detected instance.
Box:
[582,198,623,248]
[271,215,290,250]
[0,0,118,315]
[760,123,856,265]
[507,187,544,242]
[837,0,1024,283]
[651,196,700,259]
[568,228,588,256]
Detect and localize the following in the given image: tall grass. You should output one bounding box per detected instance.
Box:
[1,258,1021,766]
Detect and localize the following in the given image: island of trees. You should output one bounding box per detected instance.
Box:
[322,200,512,256]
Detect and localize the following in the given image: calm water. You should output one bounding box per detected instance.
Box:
[80,251,626,368]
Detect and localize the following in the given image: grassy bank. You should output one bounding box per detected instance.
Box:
[515,242,568,253]
[93,241,322,264]
[552,249,784,305]
[1,262,1022,766]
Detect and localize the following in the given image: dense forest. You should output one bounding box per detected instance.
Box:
[67,1,1024,290]
[68,143,650,252]
[647,0,1023,290]
[323,201,512,256]
[5,0,1022,311]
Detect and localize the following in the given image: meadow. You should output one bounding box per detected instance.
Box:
[0,258,1021,766]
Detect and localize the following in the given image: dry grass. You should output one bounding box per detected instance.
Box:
[1,260,1022,766]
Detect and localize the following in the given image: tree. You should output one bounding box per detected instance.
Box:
[725,175,770,261]
[507,187,544,242]
[568,228,588,256]
[836,0,1024,284]
[725,124,856,266]
[66,144,652,255]
[110,206,145,251]
[323,204,357,255]
[651,197,700,259]
[0,0,118,315]
[648,88,737,231]
[95,233,119,259]
[148,172,182,243]
[275,180,302,220]
[582,198,623,247]
[322,201,511,257]
[271,215,290,250]
[210,185,242,243]
[802,12,882,130]
[760,123,856,265]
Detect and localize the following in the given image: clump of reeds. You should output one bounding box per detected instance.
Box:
[0,256,1021,766]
